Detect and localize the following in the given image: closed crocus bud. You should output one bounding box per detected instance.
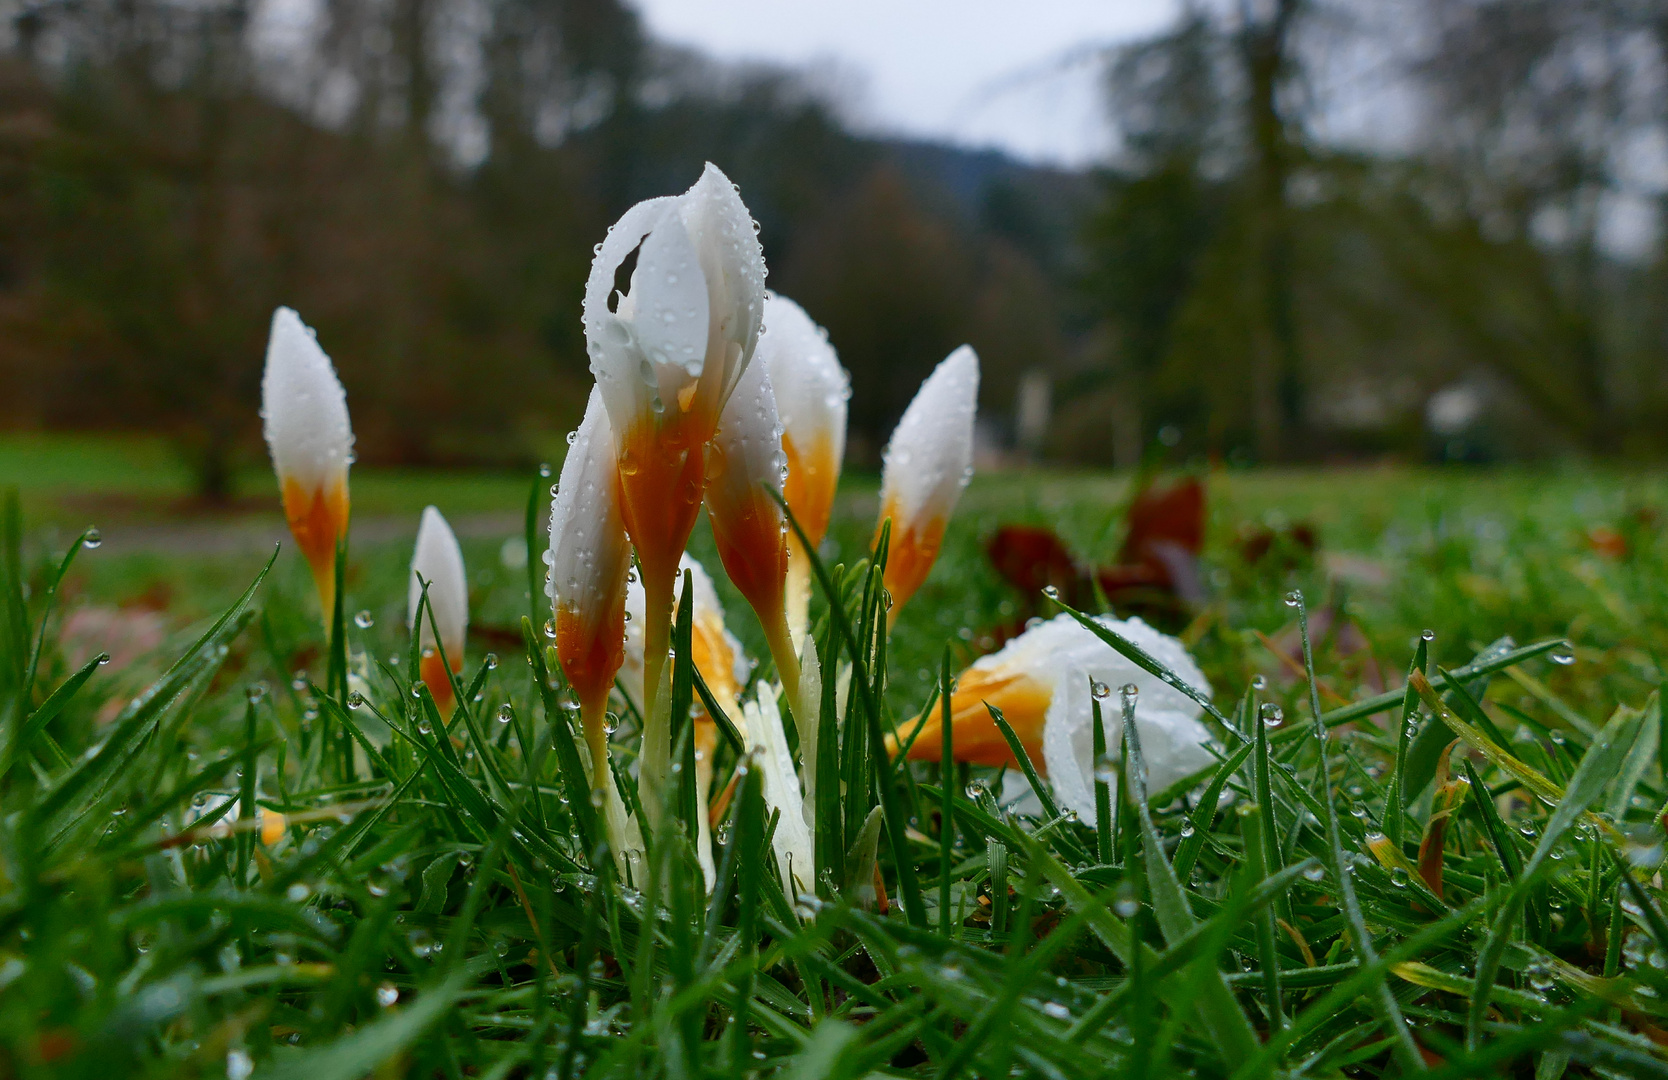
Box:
[892,613,1215,820]
[705,355,803,713]
[261,307,353,618]
[876,345,978,621]
[407,506,467,714]
[621,553,748,888]
[583,162,766,737]
[549,390,635,856]
[758,293,848,650]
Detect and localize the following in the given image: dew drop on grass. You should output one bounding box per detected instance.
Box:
[96,652,111,666]
[1389,867,1409,889]
[417,719,432,735]
[1303,864,1325,882]
[375,982,399,1007]
[1091,680,1110,700]
[1250,675,1267,691]
[1550,644,1576,666]
[1179,821,1195,838]
[1260,703,1283,727]
[1284,589,1303,608]
[484,652,499,669]
[354,610,374,629]
[82,528,102,550]
[497,704,513,724]
[246,680,266,702]
[965,781,987,801]
[346,691,365,710]
[543,620,557,639]
[1094,754,1116,783]
[1041,585,1060,600]
[226,1048,253,1080]
[292,674,309,691]
[539,461,552,477]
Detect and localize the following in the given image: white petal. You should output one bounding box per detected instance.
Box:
[879,345,978,528]
[707,355,786,518]
[261,307,353,491]
[743,682,815,897]
[680,162,767,398]
[408,506,468,657]
[759,292,848,469]
[549,388,630,635]
[1043,667,1217,823]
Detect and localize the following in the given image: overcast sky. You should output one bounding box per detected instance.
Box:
[631,0,1179,166]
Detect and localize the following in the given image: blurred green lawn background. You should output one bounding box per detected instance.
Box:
[6,432,1665,732]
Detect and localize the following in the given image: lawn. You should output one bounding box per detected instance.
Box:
[3,433,1668,1077]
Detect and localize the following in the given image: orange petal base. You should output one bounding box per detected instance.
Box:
[891,666,1051,773]
[281,475,349,615]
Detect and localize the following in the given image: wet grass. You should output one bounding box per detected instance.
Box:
[2,454,1668,1077]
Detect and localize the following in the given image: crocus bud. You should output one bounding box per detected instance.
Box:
[261,307,353,617]
[759,293,848,649]
[705,355,803,708]
[583,163,766,733]
[549,389,632,784]
[407,506,467,713]
[892,613,1215,820]
[876,345,978,619]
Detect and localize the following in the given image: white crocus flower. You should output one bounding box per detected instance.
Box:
[407,506,468,713]
[582,163,767,759]
[743,681,815,901]
[549,388,638,873]
[892,613,1216,822]
[705,355,804,718]
[875,345,979,620]
[261,306,354,618]
[758,293,849,651]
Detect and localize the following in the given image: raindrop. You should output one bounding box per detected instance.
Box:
[1284,589,1303,608]
[82,528,102,550]
[1389,867,1409,889]
[375,982,399,1007]
[354,610,375,629]
[538,462,552,478]
[1179,821,1195,838]
[96,653,111,666]
[1120,684,1139,710]
[1549,644,1576,666]
[1421,628,1436,642]
[1250,675,1267,691]
[1041,585,1060,601]
[246,681,267,703]
[1302,864,1325,882]
[1093,754,1116,784]
[291,674,309,692]
[484,653,499,670]
[1090,680,1110,700]
[498,704,514,724]
[965,781,988,801]
[346,691,365,710]
[417,719,432,736]
[543,620,557,639]
[602,713,618,735]
[1260,703,1283,727]
[226,1048,253,1080]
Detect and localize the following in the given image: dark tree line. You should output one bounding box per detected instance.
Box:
[1073,0,1668,465]
[0,0,1664,492]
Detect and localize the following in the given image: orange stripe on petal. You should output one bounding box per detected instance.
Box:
[281,474,349,613]
[895,667,1051,772]
[419,650,461,714]
[877,501,946,616]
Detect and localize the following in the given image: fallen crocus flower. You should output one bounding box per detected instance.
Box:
[549,388,638,870]
[407,506,468,714]
[875,345,979,621]
[892,613,1216,822]
[743,681,815,900]
[582,162,766,758]
[758,292,848,649]
[261,306,354,619]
